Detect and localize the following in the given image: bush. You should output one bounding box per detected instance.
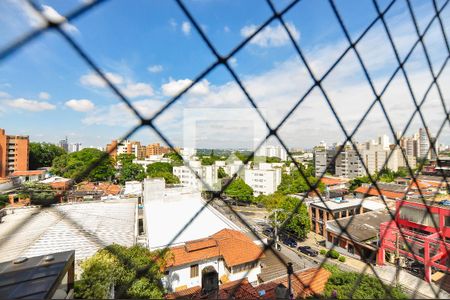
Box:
[320,249,327,255]
[338,256,346,262]
[327,249,340,259]
[30,192,57,207]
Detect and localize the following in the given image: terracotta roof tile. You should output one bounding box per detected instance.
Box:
[11,170,45,176]
[166,229,264,268]
[320,177,346,186]
[354,186,404,199]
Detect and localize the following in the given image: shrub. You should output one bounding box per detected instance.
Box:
[338,256,346,262]
[327,249,340,259]
[320,249,327,255]
[30,192,57,207]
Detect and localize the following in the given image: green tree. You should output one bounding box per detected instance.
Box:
[75,244,167,299]
[277,169,324,195]
[29,142,66,169]
[348,175,371,191]
[323,264,407,299]
[20,182,57,206]
[116,154,145,184]
[218,167,227,179]
[51,148,114,182]
[224,178,253,202]
[272,196,310,240]
[163,152,183,166]
[147,162,180,184]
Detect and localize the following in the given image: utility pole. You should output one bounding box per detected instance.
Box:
[273,209,283,251]
[287,262,293,299]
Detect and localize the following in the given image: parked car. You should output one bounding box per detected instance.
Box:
[298,246,318,257]
[282,237,298,248]
[263,227,274,237]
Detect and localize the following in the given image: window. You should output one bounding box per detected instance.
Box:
[190,264,199,278]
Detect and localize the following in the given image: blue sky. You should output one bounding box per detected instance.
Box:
[0,0,449,150]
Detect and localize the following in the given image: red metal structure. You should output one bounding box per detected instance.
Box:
[377,199,450,282]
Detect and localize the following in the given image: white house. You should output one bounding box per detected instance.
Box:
[163,229,263,292]
[133,155,171,169]
[244,163,282,196]
[255,145,287,161]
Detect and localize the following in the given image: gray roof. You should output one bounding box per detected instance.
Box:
[310,198,362,211]
[326,210,392,242]
[0,199,136,264]
[0,250,74,299]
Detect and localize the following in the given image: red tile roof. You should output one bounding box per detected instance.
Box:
[320,177,346,186]
[165,267,331,299]
[11,170,45,176]
[354,186,405,199]
[166,278,259,299]
[258,267,331,299]
[166,229,264,268]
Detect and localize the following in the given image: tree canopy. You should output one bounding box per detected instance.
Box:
[224,178,253,202]
[218,167,227,179]
[51,148,114,182]
[75,244,167,299]
[256,193,310,240]
[323,264,407,299]
[163,152,183,166]
[277,167,324,195]
[117,154,146,184]
[147,162,180,184]
[29,142,66,169]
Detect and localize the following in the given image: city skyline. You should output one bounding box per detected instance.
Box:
[1,1,449,148]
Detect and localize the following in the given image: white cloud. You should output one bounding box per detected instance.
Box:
[224,26,230,33]
[240,22,300,48]
[80,72,153,98]
[80,72,124,88]
[181,21,191,35]
[65,99,95,112]
[11,2,79,33]
[38,92,50,100]
[82,99,176,127]
[148,65,164,73]
[161,79,210,97]
[122,83,154,98]
[229,57,238,67]
[41,5,79,33]
[169,18,177,30]
[6,98,56,111]
[0,91,11,98]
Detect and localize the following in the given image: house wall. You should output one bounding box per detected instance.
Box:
[164,258,261,293]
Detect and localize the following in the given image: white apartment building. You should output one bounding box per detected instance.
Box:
[163,229,263,292]
[133,155,171,169]
[244,163,282,195]
[173,160,219,191]
[255,145,287,161]
[116,140,142,158]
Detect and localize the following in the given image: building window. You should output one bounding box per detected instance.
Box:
[190,264,199,278]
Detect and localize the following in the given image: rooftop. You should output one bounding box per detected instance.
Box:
[354,186,405,200]
[10,170,46,177]
[0,250,74,299]
[167,229,264,268]
[144,181,240,250]
[165,267,331,299]
[310,198,363,211]
[326,210,391,242]
[0,199,136,264]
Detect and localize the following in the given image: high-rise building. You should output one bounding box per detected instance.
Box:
[314,146,336,177]
[419,127,430,160]
[145,143,170,156]
[59,137,68,152]
[106,140,144,160]
[0,128,29,178]
[255,145,287,161]
[69,143,82,153]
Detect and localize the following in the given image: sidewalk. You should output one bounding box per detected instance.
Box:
[300,233,449,299]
